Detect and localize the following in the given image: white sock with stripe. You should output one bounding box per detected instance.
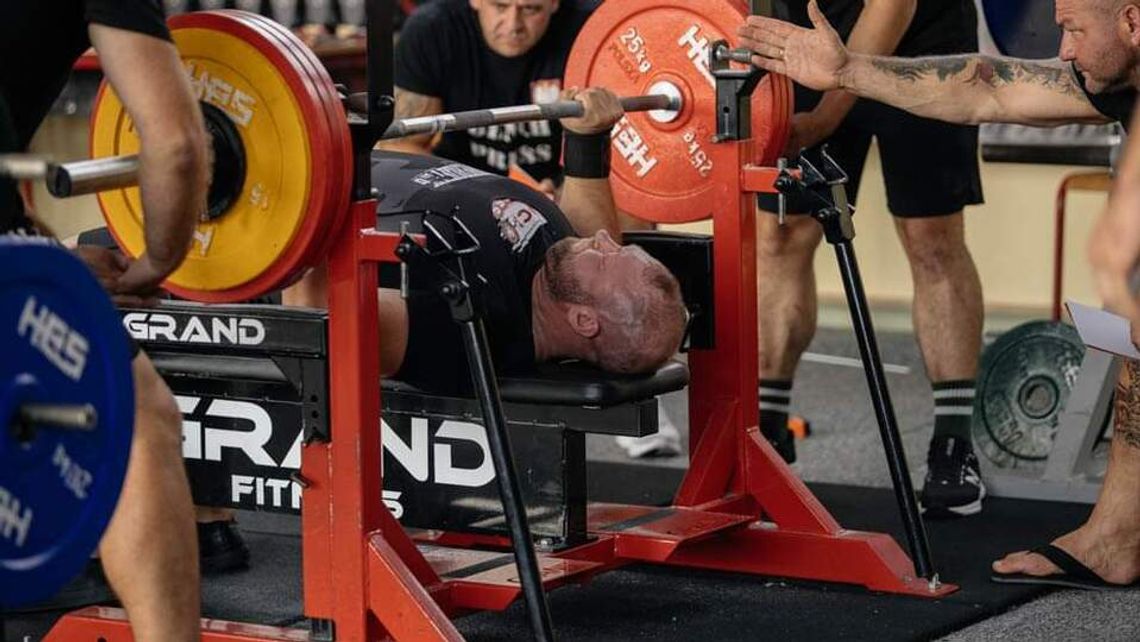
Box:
[932,380,975,441]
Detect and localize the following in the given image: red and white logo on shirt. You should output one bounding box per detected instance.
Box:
[531,79,562,105]
[492,199,548,253]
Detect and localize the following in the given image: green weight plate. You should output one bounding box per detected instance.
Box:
[973,321,1085,471]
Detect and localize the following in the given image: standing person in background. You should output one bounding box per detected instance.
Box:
[751,0,987,520]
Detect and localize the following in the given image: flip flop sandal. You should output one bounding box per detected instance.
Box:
[992,543,1140,591]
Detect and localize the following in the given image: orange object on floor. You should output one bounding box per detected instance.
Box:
[789,416,812,440]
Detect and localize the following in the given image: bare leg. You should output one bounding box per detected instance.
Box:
[993,360,1140,584]
[99,353,200,642]
[757,213,822,379]
[286,268,408,377]
[282,265,328,307]
[894,214,983,382]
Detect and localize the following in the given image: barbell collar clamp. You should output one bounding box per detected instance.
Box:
[713,45,756,66]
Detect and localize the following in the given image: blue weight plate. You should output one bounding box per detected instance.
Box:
[0,237,134,608]
[982,0,1061,59]
[973,320,1085,473]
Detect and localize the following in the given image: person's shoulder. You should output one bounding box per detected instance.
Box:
[559,0,601,27]
[403,0,472,33]
[85,0,169,42]
[541,0,599,53]
[565,0,602,15]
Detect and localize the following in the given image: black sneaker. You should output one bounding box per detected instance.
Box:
[920,435,986,518]
[761,424,797,464]
[198,520,251,575]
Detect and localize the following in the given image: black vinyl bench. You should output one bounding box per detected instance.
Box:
[382,359,689,437]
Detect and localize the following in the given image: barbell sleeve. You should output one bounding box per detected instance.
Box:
[18,403,98,432]
[0,154,141,198]
[23,92,681,198]
[47,155,141,198]
[379,93,680,140]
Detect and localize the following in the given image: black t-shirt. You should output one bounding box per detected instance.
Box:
[373,152,575,395]
[394,0,598,182]
[0,0,169,233]
[777,0,978,56]
[0,92,22,229]
[1073,63,1138,131]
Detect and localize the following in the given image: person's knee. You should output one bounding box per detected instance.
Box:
[896,215,971,278]
[756,214,820,261]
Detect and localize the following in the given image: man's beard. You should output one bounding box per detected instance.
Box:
[544,238,589,304]
[1077,58,1135,94]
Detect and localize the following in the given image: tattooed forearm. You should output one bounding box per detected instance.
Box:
[1114,360,1140,450]
[870,55,1085,97]
[871,56,969,82]
[379,87,442,150]
[394,87,439,119]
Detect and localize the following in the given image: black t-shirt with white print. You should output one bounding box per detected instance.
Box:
[393,0,598,183]
[1,0,170,233]
[372,151,575,395]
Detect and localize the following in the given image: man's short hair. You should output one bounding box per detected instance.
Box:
[570,259,686,374]
[545,239,687,373]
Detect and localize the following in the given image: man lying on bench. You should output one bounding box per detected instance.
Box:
[284,87,688,394]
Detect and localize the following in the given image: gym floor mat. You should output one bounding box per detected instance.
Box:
[2,461,1092,641]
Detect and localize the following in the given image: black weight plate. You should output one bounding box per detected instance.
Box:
[974,320,1085,471]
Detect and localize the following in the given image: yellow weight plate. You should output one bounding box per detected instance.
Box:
[90,14,319,296]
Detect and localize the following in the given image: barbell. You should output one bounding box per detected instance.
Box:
[2,2,790,304]
[1,95,682,199]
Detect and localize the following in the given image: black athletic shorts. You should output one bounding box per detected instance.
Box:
[757,85,984,218]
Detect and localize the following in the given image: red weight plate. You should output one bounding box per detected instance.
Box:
[218,11,344,289]
[233,12,354,274]
[565,0,793,224]
[223,13,348,288]
[769,71,793,166]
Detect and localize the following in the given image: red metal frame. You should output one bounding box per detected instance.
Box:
[46,139,954,642]
[1052,171,1113,322]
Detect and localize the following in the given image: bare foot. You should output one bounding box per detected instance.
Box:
[993,522,1140,585]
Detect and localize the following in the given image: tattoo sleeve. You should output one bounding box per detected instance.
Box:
[1114,360,1140,450]
[378,87,442,150]
[394,86,440,119]
[869,55,1085,98]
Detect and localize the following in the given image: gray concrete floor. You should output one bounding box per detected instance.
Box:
[587,323,1140,642]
